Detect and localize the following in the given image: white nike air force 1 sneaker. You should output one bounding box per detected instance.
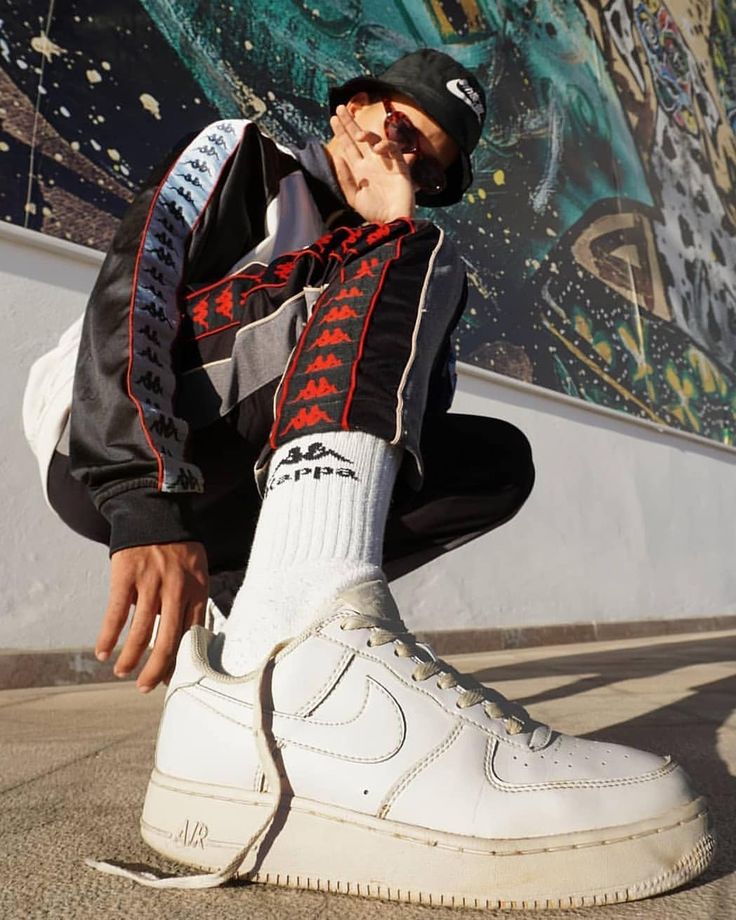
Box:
[138,580,713,908]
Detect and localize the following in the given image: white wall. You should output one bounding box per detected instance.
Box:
[2,223,734,649]
[0,224,108,649]
[394,368,736,630]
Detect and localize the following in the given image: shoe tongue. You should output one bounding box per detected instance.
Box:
[337,578,401,621]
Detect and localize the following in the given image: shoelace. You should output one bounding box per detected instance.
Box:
[85,640,289,889]
[340,612,528,735]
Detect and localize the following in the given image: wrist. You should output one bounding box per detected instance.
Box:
[384,203,415,221]
[360,196,416,223]
[99,487,198,556]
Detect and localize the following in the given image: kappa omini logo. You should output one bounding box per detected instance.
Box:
[446,78,485,122]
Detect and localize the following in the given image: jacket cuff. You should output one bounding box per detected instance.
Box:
[100,488,198,556]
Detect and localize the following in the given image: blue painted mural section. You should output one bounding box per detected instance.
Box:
[2,0,735,445]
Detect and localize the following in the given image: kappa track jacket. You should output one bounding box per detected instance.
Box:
[38,120,461,553]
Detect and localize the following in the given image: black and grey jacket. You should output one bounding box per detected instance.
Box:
[26,120,460,553]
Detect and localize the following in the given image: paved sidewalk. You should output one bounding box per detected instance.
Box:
[2,629,735,919]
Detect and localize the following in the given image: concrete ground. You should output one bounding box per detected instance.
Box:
[2,629,735,920]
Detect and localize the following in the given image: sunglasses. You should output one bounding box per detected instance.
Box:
[382,99,447,196]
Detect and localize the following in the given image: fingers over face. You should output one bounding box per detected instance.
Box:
[332,105,385,154]
[370,138,407,164]
[331,108,364,158]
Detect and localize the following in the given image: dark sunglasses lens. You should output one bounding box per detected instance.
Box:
[385,112,417,152]
[411,157,447,195]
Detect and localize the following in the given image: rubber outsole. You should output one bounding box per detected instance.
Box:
[140,768,715,910]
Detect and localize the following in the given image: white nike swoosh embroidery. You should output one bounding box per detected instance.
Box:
[182,676,406,763]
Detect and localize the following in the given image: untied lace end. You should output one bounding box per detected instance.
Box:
[84,639,290,890]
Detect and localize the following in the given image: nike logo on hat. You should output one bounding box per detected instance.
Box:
[446,78,485,122]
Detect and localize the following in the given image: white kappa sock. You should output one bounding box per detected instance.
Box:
[218,430,401,676]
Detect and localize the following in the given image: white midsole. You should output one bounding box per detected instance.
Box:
[141,768,712,905]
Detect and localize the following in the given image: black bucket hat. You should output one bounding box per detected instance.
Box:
[329,48,486,207]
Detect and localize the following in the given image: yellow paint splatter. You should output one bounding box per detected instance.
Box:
[86,69,102,84]
[492,169,505,186]
[575,313,593,342]
[594,340,613,365]
[101,61,111,71]
[107,148,121,162]
[31,33,65,62]
[140,93,162,120]
[477,187,486,200]
[0,142,9,152]
[25,202,37,215]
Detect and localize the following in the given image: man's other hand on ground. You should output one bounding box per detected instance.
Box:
[95,541,209,692]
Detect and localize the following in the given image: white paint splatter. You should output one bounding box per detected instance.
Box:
[140,93,161,120]
[107,148,120,162]
[59,105,70,117]
[86,68,102,84]
[31,32,65,62]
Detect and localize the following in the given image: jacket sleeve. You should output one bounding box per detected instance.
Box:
[69,119,275,554]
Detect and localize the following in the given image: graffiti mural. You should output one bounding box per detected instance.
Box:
[3,0,735,445]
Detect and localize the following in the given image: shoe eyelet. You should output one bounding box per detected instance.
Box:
[366,639,374,648]
[393,648,400,657]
